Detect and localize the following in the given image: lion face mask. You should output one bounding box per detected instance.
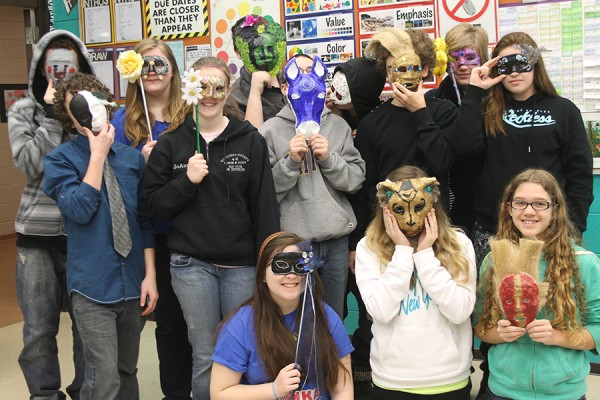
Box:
[376,177,440,237]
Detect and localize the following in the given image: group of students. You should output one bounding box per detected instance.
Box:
[7,13,598,400]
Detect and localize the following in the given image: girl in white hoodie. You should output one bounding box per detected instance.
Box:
[355,165,477,400]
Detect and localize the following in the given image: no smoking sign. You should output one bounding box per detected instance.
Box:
[436,0,498,44]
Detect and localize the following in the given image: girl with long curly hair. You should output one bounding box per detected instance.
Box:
[473,169,600,400]
[355,165,476,400]
[210,232,353,399]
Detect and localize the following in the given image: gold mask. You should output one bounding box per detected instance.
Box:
[199,76,227,100]
[376,177,440,237]
[388,53,423,92]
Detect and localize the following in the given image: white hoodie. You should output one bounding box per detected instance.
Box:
[355,231,476,389]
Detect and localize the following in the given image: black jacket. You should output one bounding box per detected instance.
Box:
[143,114,280,265]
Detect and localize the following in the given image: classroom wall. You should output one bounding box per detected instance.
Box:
[0,6,28,237]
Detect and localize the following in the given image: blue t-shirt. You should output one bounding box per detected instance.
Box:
[111,107,170,151]
[212,303,353,399]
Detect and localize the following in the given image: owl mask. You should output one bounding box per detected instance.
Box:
[376,177,440,237]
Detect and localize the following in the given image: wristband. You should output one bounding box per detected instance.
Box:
[271,381,278,399]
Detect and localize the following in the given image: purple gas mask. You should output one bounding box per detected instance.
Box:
[285,56,328,138]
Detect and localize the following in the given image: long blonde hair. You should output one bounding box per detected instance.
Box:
[478,169,586,344]
[483,32,558,137]
[124,38,190,146]
[365,165,470,284]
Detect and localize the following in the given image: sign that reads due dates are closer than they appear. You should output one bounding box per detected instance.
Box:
[147,0,207,39]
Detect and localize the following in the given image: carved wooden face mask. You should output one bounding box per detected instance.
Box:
[500,272,539,328]
[376,177,440,237]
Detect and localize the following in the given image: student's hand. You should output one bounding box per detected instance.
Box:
[187,152,209,184]
[349,251,356,274]
[141,139,158,162]
[526,319,563,346]
[497,319,526,342]
[416,208,438,252]
[273,363,301,398]
[391,80,426,113]
[43,79,56,105]
[87,123,114,160]
[289,133,309,162]
[250,71,273,96]
[310,133,329,161]
[469,56,506,90]
[140,276,158,317]
[383,207,410,246]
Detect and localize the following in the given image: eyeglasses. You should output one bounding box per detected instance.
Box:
[509,200,553,210]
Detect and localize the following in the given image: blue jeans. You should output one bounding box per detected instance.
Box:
[71,293,146,400]
[312,235,349,318]
[16,246,85,400]
[170,253,255,400]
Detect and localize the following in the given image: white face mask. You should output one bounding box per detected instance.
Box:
[69,91,109,134]
[329,71,351,105]
[45,48,78,84]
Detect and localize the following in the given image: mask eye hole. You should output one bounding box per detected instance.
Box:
[274,260,290,271]
[393,204,405,215]
[291,93,300,100]
[331,85,336,93]
[414,203,425,213]
[336,92,342,100]
[318,92,325,99]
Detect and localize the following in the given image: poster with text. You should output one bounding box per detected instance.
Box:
[185,44,211,70]
[359,0,432,8]
[286,12,354,42]
[115,0,144,43]
[147,0,208,39]
[359,5,434,34]
[88,48,115,95]
[209,0,282,78]
[285,0,352,16]
[287,38,355,65]
[82,0,113,45]
[436,0,498,43]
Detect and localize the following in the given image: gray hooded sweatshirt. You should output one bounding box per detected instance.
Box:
[8,30,94,236]
[259,105,366,242]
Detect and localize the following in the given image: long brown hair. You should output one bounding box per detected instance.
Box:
[218,232,349,392]
[478,169,586,344]
[483,32,558,137]
[365,165,470,284]
[124,38,189,147]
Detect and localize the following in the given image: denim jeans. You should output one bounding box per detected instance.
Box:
[312,235,349,318]
[170,254,255,400]
[71,293,146,400]
[16,246,85,400]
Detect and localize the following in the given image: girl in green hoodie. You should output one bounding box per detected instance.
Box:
[474,169,600,400]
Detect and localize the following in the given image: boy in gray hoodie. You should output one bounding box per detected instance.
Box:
[259,54,366,317]
[8,30,93,400]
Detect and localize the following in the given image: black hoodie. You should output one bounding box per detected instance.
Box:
[453,85,594,234]
[333,57,386,129]
[143,114,280,265]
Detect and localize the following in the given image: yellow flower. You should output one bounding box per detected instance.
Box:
[433,37,448,53]
[433,51,448,77]
[257,24,265,34]
[117,50,144,83]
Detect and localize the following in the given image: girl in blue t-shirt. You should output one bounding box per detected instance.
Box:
[211,231,354,400]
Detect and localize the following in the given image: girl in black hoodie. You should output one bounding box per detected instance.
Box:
[143,56,280,400]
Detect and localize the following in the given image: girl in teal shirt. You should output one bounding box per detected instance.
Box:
[474,169,600,400]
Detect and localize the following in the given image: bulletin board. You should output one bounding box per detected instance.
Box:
[79,0,211,101]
